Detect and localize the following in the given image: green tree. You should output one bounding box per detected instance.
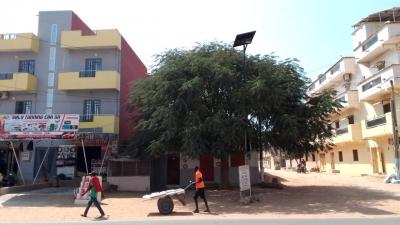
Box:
[127,42,340,186]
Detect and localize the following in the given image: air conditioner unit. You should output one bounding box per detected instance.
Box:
[0,92,8,100]
[343,73,351,82]
[374,61,385,71]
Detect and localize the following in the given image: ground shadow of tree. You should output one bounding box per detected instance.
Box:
[194,186,399,215]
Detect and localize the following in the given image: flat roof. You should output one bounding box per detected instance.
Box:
[353,7,400,28]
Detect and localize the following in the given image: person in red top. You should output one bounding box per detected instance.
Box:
[193,166,210,213]
[81,172,105,218]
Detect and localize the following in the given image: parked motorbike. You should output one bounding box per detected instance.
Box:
[297,164,307,173]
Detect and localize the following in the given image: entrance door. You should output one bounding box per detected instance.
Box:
[319,154,326,171]
[371,148,379,173]
[167,155,180,185]
[200,155,214,181]
[330,152,335,170]
[380,152,386,174]
[77,146,101,174]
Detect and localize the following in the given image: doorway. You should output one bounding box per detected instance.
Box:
[77,146,101,174]
[166,155,180,185]
[371,147,379,173]
[380,152,386,174]
[319,154,326,171]
[200,155,214,181]
[330,152,335,170]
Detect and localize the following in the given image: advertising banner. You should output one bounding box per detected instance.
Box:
[0,114,79,139]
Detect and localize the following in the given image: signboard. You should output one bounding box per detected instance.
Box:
[0,114,79,139]
[238,165,251,191]
[21,152,31,161]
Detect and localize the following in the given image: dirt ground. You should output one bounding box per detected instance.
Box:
[0,170,400,222]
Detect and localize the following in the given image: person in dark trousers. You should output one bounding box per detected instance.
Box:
[81,172,105,218]
[193,166,210,213]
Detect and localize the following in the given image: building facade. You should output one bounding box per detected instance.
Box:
[0,11,147,183]
[306,8,400,175]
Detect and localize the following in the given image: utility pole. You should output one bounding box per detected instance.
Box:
[390,80,400,179]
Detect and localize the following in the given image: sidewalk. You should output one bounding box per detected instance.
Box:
[0,170,399,222]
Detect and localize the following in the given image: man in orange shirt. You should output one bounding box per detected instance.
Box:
[193,166,210,213]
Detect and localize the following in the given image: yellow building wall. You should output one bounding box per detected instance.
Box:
[58,71,120,91]
[0,73,37,92]
[0,33,39,52]
[79,115,119,134]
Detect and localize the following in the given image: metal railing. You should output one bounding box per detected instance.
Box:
[336,127,349,135]
[366,115,386,128]
[0,72,13,80]
[79,70,96,77]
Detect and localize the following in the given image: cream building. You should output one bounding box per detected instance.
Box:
[307,8,400,176]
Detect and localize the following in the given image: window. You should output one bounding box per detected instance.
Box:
[383,103,391,114]
[49,47,56,71]
[348,115,354,125]
[335,120,340,129]
[50,24,58,45]
[330,63,340,75]
[15,101,32,114]
[312,154,316,162]
[338,151,343,162]
[81,58,102,77]
[362,77,381,92]
[18,60,35,74]
[82,100,101,122]
[352,149,359,162]
[362,35,378,51]
[0,73,13,80]
[318,74,326,84]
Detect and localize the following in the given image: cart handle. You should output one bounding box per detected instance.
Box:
[184,181,195,190]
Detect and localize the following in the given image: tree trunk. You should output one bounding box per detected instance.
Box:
[220,155,230,188]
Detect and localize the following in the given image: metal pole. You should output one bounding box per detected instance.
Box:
[99,140,110,175]
[9,141,25,185]
[243,44,250,163]
[390,80,400,179]
[81,139,89,174]
[32,146,50,185]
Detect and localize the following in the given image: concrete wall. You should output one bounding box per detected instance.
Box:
[107,176,150,191]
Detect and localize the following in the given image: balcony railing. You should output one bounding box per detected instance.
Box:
[0,72,13,80]
[336,127,349,135]
[79,70,96,77]
[361,77,381,92]
[366,115,386,128]
[362,35,378,51]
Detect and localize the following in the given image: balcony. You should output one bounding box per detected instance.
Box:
[355,23,400,64]
[58,70,120,91]
[309,57,355,95]
[61,29,121,50]
[357,64,400,102]
[0,33,39,53]
[333,124,362,144]
[361,113,393,139]
[79,115,119,134]
[0,72,37,92]
[337,90,359,112]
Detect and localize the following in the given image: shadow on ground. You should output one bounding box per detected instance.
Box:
[199,185,399,216]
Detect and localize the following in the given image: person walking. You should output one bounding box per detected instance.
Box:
[193,166,210,213]
[81,172,106,218]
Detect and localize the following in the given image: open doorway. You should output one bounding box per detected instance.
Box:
[77,146,101,174]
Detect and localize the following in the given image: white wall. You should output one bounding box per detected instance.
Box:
[107,176,150,191]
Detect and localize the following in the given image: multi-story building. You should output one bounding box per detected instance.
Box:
[307,7,400,175]
[0,11,147,183]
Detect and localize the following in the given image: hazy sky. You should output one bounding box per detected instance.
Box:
[1,0,399,79]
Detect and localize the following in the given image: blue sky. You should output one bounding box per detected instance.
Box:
[0,0,399,79]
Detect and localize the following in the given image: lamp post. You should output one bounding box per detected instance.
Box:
[390,80,400,179]
[233,31,256,163]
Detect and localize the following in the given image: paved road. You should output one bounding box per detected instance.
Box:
[2,218,399,225]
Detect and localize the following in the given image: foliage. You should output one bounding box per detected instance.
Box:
[126,42,341,160]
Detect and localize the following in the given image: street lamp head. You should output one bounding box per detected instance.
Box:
[233,31,256,47]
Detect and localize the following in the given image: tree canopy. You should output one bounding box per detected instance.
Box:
[126,42,341,161]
